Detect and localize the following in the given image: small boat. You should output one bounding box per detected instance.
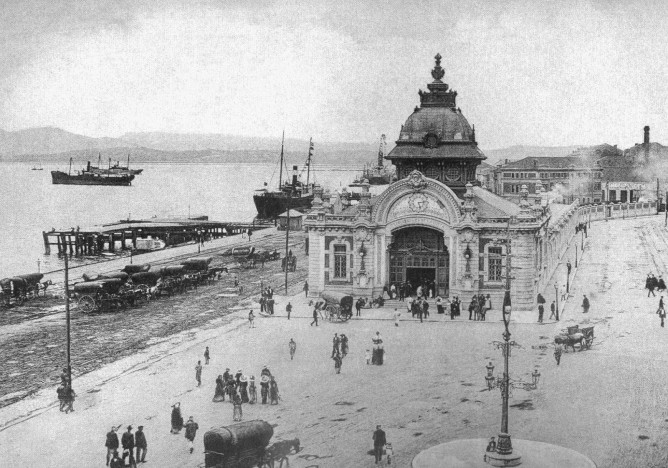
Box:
[349,134,396,186]
[253,134,315,219]
[51,158,134,186]
[31,163,43,171]
[134,236,166,252]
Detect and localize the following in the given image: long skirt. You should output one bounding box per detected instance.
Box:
[375,348,384,365]
[249,386,257,404]
[371,348,379,365]
[270,388,279,405]
[213,385,225,402]
[261,385,269,404]
[233,403,242,421]
[241,386,249,403]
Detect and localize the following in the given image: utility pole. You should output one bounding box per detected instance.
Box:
[64,253,72,391]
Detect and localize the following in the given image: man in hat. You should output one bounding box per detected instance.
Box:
[223,368,231,383]
[135,426,147,463]
[310,305,319,326]
[195,360,202,387]
[235,369,243,387]
[373,425,387,464]
[121,425,137,468]
[184,416,199,454]
[331,333,340,358]
[105,426,119,466]
[204,346,210,365]
[286,301,292,320]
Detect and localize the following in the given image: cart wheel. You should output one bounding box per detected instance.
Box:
[78,295,96,313]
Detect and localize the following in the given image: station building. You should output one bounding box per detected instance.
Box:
[304,55,580,310]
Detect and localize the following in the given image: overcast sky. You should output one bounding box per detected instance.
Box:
[1,0,667,149]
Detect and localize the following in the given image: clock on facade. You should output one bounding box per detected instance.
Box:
[408,193,429,212]
[445,167,461,181]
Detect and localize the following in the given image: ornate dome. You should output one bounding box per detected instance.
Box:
[398,106,474,143]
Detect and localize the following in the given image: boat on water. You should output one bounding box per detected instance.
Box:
[51,158,135,186]
[87,153,143,175]
[253,134,316,219]
[349,134,396,186]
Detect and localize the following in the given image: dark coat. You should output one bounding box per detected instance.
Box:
[135,431,147,448]
[373,429,387,447]
[105,431,119,449]
[121,432,135,450]
[184,421,199,441]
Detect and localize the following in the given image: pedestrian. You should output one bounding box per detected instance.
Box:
[248,310,255,328]
[658,296,666,328]
[331,333,340,358]
[486,437,497,452]
[310,306,319,326]
[373,425,387,464]
[289,338,296,360]
[171,402,184,434]
[560,284,567,302]
[121,426,137,468]
[247,229,253,242]
[195,360,202,387]
[303,281,309,297]
[233,392,243,421]
[554,344,563,365]
[286,302,292,320]
[485,294,492,319]
[538,304,544,323]
[63,385,76,413]
[659,276,667,292]
[422,299,429,319]
[469,297,477,320]
[398,284,405,301]
[550,301,556,320]
[105,426,119,466]
[204,346,210,365]
[268,297,275,315]
[184,416,199,454]
[109,450,123,468]
[394,308,400,327]
[385,442,393,465]
[249,376,257,404]
[269,376,280,404]
[260,375,270,404]
[582,295,590,313]
[239,374,249,403]
[213,375,226,402]
[135,426,147,464]
[333,352,343,374]
[356,298,363,316]
[366,349,371,365]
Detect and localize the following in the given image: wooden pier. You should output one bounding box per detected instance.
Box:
[43,216,272,256]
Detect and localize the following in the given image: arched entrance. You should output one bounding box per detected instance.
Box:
[388,227,449,296]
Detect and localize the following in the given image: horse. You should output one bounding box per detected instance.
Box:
[265,438,301,468]
[554,332,586,352]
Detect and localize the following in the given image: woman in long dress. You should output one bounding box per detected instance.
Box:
[239,375,249,403]
[213,375,225,402]
[232,392,243,421]
[249,376,257,404]
[170,402,183,434]
[269,376,279,405]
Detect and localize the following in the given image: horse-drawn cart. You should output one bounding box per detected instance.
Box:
[204,420,274,468]
[0,277,29,306]
[72,279,128,313]
[554,324,594,352]
[319,291,353,322]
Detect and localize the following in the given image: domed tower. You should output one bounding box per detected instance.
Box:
[386,54,486,197]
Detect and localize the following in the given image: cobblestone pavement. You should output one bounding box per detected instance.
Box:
[3,216,668,467]
[0,229,307,407]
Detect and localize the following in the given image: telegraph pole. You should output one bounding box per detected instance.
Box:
[64,253,72,390]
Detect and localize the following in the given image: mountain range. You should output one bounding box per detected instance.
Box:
[0,126,587,165]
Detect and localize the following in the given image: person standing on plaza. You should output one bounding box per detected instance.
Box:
[333,352,343,374]
[135,426,147,464]
[233,391,243,421]
[195,360,202,387]
[171,402,183,434]
[331,333,341,358]
[269,376,280,404]
[268,297,275,315]
[355,298,362,316]
[121,426,137,468]
[184,416,199,454]
[538,303,544,323]
[204,346,210,365]
[373,425,387,464]
[286,301,292,320]
[422,299,429,319]
[550,301,557,320]
[310,306,319,326]
[248,310,255,328]
[582,295,590,313]
[658,296,666,328]
[485,294,492,319]
[260,375,270,404]
[341,334,349,357]
[303,280,309,297]
[398,283,405,301]
[247,229,253,242]
[289,338,296,360]
[105,426,119,466]
[249,376,257,404]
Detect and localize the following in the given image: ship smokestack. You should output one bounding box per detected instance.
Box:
[292,165,298,188]
[644,125,650,145]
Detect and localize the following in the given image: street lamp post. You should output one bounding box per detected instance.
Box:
[554,283,559,321]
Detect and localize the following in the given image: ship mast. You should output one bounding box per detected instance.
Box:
[306,138,313,189]
[377,134,386,168]
[278,130,285,190]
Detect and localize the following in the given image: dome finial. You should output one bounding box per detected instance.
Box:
[431,53,445,82]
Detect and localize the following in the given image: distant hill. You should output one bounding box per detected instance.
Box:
[482,145,582,166]
[0,127,127,156]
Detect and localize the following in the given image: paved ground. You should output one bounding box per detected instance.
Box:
[3,215,668,467]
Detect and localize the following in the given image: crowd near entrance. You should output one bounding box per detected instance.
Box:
[388,227,449,296]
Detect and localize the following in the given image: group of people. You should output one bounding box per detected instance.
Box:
[368,331,384,366]
[468,294,492,321]
[386,279,437,301]
[211,366,280,417]
[56,367,76,414]
[331,333,349,373]
[259,285,276,314]
[105,425,148,467]
[646,273,667,297]
[407,296,430,322]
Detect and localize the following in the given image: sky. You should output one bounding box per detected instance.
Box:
[1,0,668,149]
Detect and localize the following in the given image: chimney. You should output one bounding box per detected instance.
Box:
[644,126,650,145]
[291,165,298,188]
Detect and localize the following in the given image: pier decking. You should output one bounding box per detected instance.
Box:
[42,216,272,256]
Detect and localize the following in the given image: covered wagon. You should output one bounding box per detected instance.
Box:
[204,420,273,468]
[0,277,29,306]
[16,273,44,298]
[319,291,354,322]
[72,279,126,313]
[122,264,151,274]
